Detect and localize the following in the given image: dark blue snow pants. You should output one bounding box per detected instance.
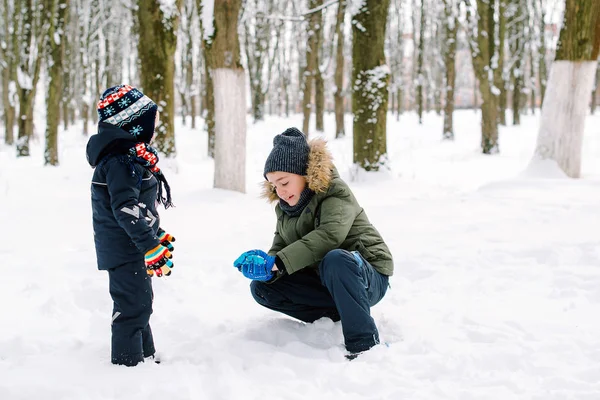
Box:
[107,261,155,366]
[250,249,389,354]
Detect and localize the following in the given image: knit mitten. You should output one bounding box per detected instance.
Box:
[157,228,176,252]
[145,244,173,277]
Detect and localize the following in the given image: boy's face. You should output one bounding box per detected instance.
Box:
[266,171,307,206]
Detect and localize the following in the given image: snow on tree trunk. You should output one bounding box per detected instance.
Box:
[213,68,246,192]
[352,0,391,172]
[530,0,600,178]
[532,61,596,178]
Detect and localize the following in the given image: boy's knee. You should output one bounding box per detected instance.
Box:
[319,249,357,279]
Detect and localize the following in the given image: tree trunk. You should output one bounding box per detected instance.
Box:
[532,0,600,178]
[204,54,215,157]
[314,4,324,132]
[352,0,391,171]
[535,0,548,105]
[1,0,17,145]
[509,0,525,125]
[496,0,507,125]
[334,0,346,138]
[442,0,458,140]
[205,0,246,193]
[416,0,425,124]
[302,0,323,136]
[315,66,325,132]
[16,0,36,157]
[480,91,499,153]
[137,0,181,157]
[467,0,501,154]
[45,0,70,166]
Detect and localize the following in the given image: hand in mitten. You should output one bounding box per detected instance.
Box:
[233,250,276,281]
[145,244,173,277]
[157,228,176,252]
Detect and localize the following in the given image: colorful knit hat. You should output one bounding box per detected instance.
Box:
[264,128,310,179]
[97,85,158,143]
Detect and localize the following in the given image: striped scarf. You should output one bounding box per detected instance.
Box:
[129,142,174,209]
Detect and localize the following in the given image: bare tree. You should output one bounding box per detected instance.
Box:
[1,0,19,145]
[442,0,458,140]
[45,0,70,166]
[197,0,215,157]
[415,0,425,123]
[333,0,346,137]
[531,0,600,178]
[507,0,526,125]
[302,0,323,135]
[352,0,391,172]
[16,0,49,156]
[137,0,181,157]
[465,0,502,154]
[243,0,279,123]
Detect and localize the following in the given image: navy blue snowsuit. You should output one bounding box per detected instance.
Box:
[87,122,162,366]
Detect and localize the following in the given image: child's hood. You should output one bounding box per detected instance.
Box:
[261,137,334,203]
[86,122,137,167]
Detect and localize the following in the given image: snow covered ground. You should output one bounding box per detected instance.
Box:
[1,110,600,400]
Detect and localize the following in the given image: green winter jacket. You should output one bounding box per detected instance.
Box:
[262,138,394,278]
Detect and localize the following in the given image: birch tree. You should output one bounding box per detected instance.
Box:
[352,0,391,171]
[531,0,600,178]
[205,0,247,193]
[137,0,181,157]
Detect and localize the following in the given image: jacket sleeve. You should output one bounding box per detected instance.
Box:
[276,193,356,275]
[105,158,160,254]
[268,230,286,256]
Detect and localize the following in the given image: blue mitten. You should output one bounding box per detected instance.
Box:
[233,250,276,281]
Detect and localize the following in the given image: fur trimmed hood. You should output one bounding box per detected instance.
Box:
[261,137,334,203]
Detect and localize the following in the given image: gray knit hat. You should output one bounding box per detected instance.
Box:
[264,127,310,178]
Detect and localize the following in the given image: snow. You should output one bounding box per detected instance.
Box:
[1,109,600,399]
[158,0,177,21]
[201,0,215,40]
[347,0,366,17]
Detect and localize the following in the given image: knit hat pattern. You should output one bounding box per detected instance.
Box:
[97,84,158,143]
[263,128,310,178]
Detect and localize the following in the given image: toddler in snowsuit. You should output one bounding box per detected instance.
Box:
[234,128,393,359]
[86,84,175,366]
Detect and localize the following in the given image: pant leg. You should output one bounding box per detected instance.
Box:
[318,249,389,354]
[108,261,154,366]
[250,270,340,323]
